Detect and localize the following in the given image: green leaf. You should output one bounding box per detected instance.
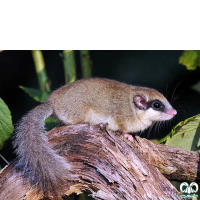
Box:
[159,114,200,151]
[179,50,200,70]
[20,86,51,103]
[191,80,200,93]
[0,98,14,150]
[44,117,59,131]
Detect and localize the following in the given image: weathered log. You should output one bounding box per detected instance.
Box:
[0,124,199,200]
[135,137,200,183]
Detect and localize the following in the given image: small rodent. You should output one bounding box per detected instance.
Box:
[13,78,177,198]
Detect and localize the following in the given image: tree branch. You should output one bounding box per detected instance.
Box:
[0,124,199,200]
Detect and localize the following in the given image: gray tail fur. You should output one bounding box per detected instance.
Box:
[13,101,70,197]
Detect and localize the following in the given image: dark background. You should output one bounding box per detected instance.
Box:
[1,50,200,166]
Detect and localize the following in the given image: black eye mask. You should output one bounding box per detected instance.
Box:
[146,100,165,112]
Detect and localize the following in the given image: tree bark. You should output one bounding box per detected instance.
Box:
[0,124,199,200]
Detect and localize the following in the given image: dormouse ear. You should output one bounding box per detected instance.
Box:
[133,95,147,110]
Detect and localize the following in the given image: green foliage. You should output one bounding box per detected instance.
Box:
[32,50,51,91]
[191,80,200,93]
[44,117,59,131]
[62,50,77,84]
[159,114,200,151]
[179,50,200,70]
[0,98,14,150]
[179,50,200,101]
[20,86,51,103]
[80,50,92,78]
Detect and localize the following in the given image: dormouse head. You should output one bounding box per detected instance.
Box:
[133,88,177,125]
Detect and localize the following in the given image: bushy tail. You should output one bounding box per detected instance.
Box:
[13,101,70,197]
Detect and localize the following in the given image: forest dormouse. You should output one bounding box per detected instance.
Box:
[13,78,177,198]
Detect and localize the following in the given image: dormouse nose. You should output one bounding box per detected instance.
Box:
[165,108,177,117]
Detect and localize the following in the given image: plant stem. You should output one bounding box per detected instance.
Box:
[62,50,77,84]
[79,193,86,200]
[0,154,9,165]
[32,50,50,91]
[80,50,92,78]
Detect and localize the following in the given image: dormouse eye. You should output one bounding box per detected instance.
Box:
[152,101,162,111]
[147,99,165,111]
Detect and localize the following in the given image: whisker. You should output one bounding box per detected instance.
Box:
[172,94,182,104]
[160,121,164,133]
[165,83,170,99]
[171,81,182,104]
[156,122,160,134]
[172,89,184,101]
[177,109,186,114]
[158,121,163,133]
[147,123,156,138]
[155,121,159,133]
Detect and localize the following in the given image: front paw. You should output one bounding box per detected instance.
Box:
[123,133,134,142]
[94,123,109,131]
